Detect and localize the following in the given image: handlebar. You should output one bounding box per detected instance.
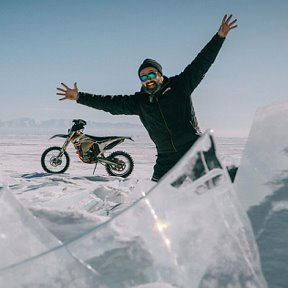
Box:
[70,119,87,132]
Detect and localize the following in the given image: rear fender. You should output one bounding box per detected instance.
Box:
[103,136,133,150]
[125,137,134,142]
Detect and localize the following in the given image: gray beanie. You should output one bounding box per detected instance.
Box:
[138,58,163,76]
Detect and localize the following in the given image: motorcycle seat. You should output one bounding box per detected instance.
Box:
[85,134,129,142]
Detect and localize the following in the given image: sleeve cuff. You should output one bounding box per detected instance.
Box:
[215,32,226,41]
[76,92,84,103]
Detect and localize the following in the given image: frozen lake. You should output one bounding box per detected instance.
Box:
[0,131,246,184]
[2,129,263,288]
[1,102,288,288]
[0,130,246,212]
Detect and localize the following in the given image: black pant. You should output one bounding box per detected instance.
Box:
[151,145,192,182]
[151,147,238,183]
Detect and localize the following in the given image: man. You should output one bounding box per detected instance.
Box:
[57,15,237,182]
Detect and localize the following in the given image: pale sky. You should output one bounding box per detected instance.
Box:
[1,0,288,137]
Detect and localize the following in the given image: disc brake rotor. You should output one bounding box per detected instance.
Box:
[50,157,62,167]
[112,159,126,171]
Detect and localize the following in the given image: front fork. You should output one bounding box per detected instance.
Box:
[58,134,73,157]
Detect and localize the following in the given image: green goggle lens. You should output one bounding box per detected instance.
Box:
[140,72,157,82]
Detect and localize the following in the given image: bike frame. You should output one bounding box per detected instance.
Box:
[50,131,133,166]
[41,119,134,177]
[50,131,80,157]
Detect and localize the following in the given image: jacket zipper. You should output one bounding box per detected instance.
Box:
[156,97,177,152]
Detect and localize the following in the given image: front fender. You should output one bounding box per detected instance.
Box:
[49,134,68,140]
[124,137,134,142]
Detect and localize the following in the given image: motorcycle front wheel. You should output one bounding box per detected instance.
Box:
[105,151,134,178]
[41,146,70,174]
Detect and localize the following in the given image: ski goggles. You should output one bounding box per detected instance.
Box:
[139,71,158,82]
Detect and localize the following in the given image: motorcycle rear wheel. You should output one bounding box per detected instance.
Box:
[105,151,134,178]
[41,146,70,174]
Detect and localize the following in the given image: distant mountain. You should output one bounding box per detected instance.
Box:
[0,118,146,135]
[0,118,39,128]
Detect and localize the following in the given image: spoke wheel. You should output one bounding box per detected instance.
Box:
[41,146,70,174]
[105,151,134,178]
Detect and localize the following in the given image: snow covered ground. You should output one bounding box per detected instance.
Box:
[1,128,266,287]
[1,103,288,287]
[0,130,245,210]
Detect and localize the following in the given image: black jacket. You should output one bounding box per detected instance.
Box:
[77,33,225,154]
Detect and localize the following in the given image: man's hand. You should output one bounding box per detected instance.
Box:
[57,82,79,101]
[218,14,238,38]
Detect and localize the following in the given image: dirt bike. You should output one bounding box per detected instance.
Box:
[41,119,134,177]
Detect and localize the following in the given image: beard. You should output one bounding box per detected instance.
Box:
[143,81,161,95]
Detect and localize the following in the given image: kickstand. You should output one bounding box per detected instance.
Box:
[92,162,98,175]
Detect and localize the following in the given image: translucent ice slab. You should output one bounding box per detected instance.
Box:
[0,131,266,287]
[234,100,288,288]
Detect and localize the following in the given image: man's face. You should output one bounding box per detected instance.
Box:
[139,67,163,93]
